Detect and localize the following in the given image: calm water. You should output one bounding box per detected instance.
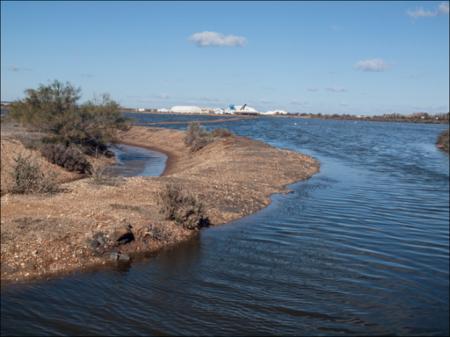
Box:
[2,116,449,336]
[106,144,167,177]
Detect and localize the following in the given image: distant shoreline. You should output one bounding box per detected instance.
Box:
[123,110,449,125]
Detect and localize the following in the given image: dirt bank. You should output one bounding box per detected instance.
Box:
[1,126,319,283]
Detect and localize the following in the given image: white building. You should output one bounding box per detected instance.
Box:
[170,106,203,114]
[157,108,169,113]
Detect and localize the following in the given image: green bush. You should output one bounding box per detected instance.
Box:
[158,183,209,230]
[8,80,130,155]
[10,154,59,194]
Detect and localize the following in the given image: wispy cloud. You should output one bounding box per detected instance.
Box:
[406,1,449,18]
[330,25,342,32]
[354,58,390,72]
[326,87,348,93]
[260,99,273,104]
[189,31,247,47]
[8,65,31,72]
[307,88,319,92]
[156,93,170,99]
[290,99,309,106]
[81,73,94,78]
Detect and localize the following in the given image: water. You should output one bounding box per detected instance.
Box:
[2,116,449,336]
[105,144,167,177]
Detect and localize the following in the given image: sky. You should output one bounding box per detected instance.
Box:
[1,1,449,115]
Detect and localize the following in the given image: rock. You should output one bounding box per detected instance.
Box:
[118,253,130,262]
[109,251,130,262]
[113,224,135,246]
[93,232,107,246]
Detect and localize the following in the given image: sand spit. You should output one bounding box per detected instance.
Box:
[1,126,319,283]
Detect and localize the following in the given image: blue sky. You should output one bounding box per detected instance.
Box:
[1,1,449,114]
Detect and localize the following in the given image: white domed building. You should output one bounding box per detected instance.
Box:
[170,106,203,114]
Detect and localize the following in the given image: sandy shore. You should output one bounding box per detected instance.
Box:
[1,126,319,283]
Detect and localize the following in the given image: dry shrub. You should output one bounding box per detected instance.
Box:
[10,154,59,194]
[145,223,172,242]
[89,165,123,186]
[211,128,233,138]
[158,183,209,230]
[15,133,44,151]
[184,123,233,152]
[184,122,214,152]
[41,143,92,174]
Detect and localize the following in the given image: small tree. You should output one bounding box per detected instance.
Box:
[8,81,130,155]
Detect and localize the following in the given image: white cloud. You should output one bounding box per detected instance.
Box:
[354,58,389,72]
[189,31,247,47]
[307,88,319,92]
[407,7,438,18]
[406,2,449,18]
[326,87,347,93]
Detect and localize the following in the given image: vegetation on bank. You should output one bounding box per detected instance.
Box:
[4,81,130,192]
[10,154,59,194]
[437,129,449,153]
[7,80,130,157]
[184,122,233,152]
[158,183,209,230]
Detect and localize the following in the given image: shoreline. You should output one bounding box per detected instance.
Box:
[1,126,320,284]
[119,140,177,176]
[124,111,449,125]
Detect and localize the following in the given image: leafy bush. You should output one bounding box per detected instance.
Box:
[10,154,59,194]
[158,183,209,230]
[40,144,92,174]
[8,80,130,155]
[184,122,233,152]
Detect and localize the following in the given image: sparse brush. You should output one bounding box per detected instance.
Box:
[184,122,233,152]
[211,128,233,138]
[10,154,59,194]
[157,183,209,230]
[41,143,92,174]
[145,223,172,242]
[15,133,44,151]
[89,165,122,186]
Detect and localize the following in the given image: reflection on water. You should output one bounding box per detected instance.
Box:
[1,116,449,336]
